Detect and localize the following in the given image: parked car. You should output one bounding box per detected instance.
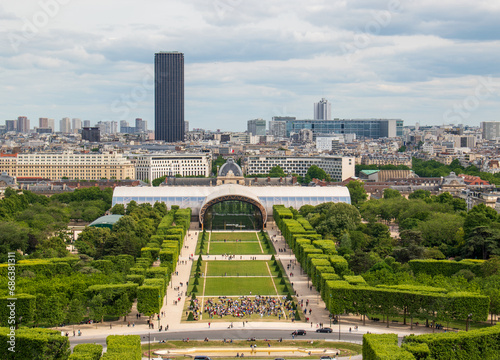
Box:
[291,330,306,335]
[320,356,332,360]
[316,327,332,333]
[194,357,212,360]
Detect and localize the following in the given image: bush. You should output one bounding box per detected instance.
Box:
[71,343,103,360]
[0,327,70,360]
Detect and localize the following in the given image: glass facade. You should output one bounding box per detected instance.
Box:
[284,119,403,139]
[203,200,263,230]
[155,52,184,142]
[112,195,351,216]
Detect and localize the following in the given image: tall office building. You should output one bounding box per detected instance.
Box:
[83,120,91,128]
[135,118,147,133]
[155,51,184,142]
[314,98,331,120]
[269,120,287,138]
[60,117,71,133]
[5,120,17,132]
[481,122,500,140]
[72,118,82,134]
[247,119,266,136]
[17,116,30,133]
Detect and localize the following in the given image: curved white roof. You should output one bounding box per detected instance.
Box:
[113,185,350,198]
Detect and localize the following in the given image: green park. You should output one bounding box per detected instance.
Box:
[0,180,500,359]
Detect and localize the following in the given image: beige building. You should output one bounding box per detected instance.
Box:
[0,152,135,180]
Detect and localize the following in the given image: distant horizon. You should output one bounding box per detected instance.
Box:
[2,1,499,131]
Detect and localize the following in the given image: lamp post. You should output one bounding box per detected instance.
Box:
[466,313,472,332]
[338,315,341,340]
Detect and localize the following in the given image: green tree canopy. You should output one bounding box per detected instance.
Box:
[346,180,368,207]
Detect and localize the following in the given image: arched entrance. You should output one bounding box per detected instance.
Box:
[199,194,267,231]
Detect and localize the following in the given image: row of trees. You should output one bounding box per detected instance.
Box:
[0,187,114,261]
[275,202,500,325]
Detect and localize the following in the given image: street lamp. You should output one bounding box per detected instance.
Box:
[466,313,472,332]
[338,315,341,340]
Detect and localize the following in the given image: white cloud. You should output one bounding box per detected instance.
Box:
[1,0,500,131]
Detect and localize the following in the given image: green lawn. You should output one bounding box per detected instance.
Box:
[210,232,258,241]
[207,261,272,276]
[204,277,282,296]
[208,242,264,255]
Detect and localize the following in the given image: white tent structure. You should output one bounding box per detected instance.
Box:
[113,184,351,225]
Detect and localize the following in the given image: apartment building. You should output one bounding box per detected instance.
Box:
[0,152,135,180]
[245,155,355,181]
[132,153,211,182]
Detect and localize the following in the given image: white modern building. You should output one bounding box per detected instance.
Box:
[481,122,500,141]
[131,153,211,182]
[314,98,332,120]
[60,117,71,133]
[112,183,351,225]
[245,155,355,181]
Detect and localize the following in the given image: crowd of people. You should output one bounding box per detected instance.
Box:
[202,295,295,319]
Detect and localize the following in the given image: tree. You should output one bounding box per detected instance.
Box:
[269,165,286,177]
[212,156,226,175]
[307,202,361,238]
[346,180,368,207]
[383,188,401,199]
[110,204,125,215]
[75,227,111,258]
[89,295,106,323]
[81,206,105,222]
[113,293,132,321]
[67,298,86,326]
[463,226,500,259]
[408,190,431,200]
[36,294,66,326]
[305,165,331,183]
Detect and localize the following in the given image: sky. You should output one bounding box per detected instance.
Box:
[1,0,500,132]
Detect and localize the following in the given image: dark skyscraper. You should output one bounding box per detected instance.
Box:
[155,51,184,142]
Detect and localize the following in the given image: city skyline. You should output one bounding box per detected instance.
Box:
[1,1,500,131]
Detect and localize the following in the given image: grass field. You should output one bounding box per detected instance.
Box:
[208,242,264,255]
[210,232,258,241]
[204,277,282,296]
[207,261,275,276]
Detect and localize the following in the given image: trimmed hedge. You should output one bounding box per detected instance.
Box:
[104,335,141,360]
[70,343,103,360]
[137,285,162,316]
[409,259,484,277]
[125,274,145,286]
[363,333,415,360]
[0,294,36,326]
[403,324,500,360]
[0,327,70,360]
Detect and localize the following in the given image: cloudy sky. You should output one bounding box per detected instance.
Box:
[1,0,500,132]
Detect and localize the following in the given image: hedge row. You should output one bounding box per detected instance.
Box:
[364,325,500,360]
[70,343,103,360]
[408,259,485,277]
[324,280,489,325]
[0,327,70,360]
[363,333,415,360]
[403,324,500,360]
[0,294,36,327]
[103,335,141,360]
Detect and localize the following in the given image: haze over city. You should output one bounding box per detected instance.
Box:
[1,0,500,131]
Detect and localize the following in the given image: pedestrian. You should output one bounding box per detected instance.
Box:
[208,322,211,328]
